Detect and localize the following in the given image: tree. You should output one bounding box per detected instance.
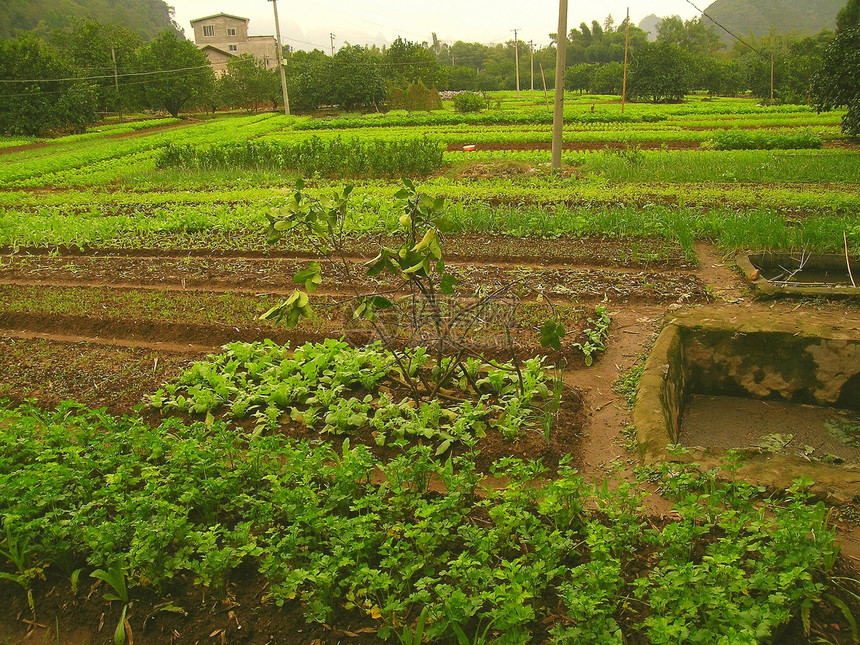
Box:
[628,42,693,102]
[565,63,594,93]
[837,0,860,29]
[591,62,624,94]
[384,38,447,89]
[50,19,143,115]
[0,35,98,136]
[695,57,745,96]
[136,31,214,117]
[657,16,722,56]
[219,54,279,112]
[285,49,329,112]
[812,26,860,135]
[328,45,386,110]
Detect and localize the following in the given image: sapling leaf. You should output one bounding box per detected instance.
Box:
[540,320,566,351]
[440,274,459,295]
[412,228,436,253]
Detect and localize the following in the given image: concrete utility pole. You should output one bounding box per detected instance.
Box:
[511,28,521,97]
[268,0,290,116]
[621,7,630,114]
[330,33,337,56]
[111,46,122,121]
[770,52,775,103]
[529,40,535,91]
[551,0,567,172]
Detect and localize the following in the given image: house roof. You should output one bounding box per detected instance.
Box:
[190,13,249,24]
[199,44,238,57]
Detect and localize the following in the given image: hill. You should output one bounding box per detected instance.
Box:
[638,14,662,41]
[0,0,180,41]
[702,0,843,40]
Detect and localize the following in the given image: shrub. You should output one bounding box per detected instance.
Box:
[452,92,485,113]
[387,81,442,111]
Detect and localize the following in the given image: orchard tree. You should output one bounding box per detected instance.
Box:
[328,45,386,110]
[284,49,329,111]
[591,62,624,94]
[137,30,214,117]
[220,54,278,112]
[384,38,447,89]
[0,36,98,135]
[813,26,860,136]
[628,42,693,102]
[565,63,594,93]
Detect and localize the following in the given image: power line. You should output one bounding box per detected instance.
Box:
[682,0,768,59]
[0,64,213,84]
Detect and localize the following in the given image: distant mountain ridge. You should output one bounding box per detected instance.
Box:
[0,0,180,41]
[701,0,843,40]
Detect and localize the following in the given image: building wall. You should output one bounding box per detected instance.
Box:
[192,15,248,44]
[202,48,234,76]
[192,15,278,71]
[245,36,278,70]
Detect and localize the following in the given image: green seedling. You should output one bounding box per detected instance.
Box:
[0,520,44,613]
[91,561,132,645]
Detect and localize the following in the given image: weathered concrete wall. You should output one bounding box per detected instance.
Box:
[634,324,686,463]
[635,307,860,502]
[192,15,249,44]
[683,330,860,410]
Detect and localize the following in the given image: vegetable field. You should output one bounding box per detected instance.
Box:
[0,93,858,644]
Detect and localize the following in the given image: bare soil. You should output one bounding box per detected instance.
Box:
[681,395,860,465]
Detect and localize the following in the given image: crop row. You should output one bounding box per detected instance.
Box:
[157,137,445,178]
[0,114,294,187]
[293,110,669,131]
[2,196,859,259]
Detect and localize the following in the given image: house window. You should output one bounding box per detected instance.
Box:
[227,28,236,36]
[203,25,214,37]
[229,45,238,52]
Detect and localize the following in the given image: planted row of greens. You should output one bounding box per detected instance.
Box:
[702,129,822,150]
[293,110,668,131]
[156,137,445,178]
[0,113,293,187]
[2,200,859,258]
[0,400,846,643]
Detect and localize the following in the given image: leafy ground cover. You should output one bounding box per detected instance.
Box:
[1,93,859,644]
[0,401,855,644]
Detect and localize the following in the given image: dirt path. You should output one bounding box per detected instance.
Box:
[0,121,185,156]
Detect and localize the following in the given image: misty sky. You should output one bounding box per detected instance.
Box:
[170,1,701,50]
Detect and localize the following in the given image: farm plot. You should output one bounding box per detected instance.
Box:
[0,98,858,644]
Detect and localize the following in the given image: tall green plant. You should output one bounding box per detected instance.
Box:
[261,179,567,401]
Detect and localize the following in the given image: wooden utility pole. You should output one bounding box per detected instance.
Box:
[330,33,337,56]
[540,63,549,109]
[269,0,291,116]
[770,52,775,103]
[529,40,535,91]
[552,0,567,172]
[621,8,630,114]
[512,29,521,97]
